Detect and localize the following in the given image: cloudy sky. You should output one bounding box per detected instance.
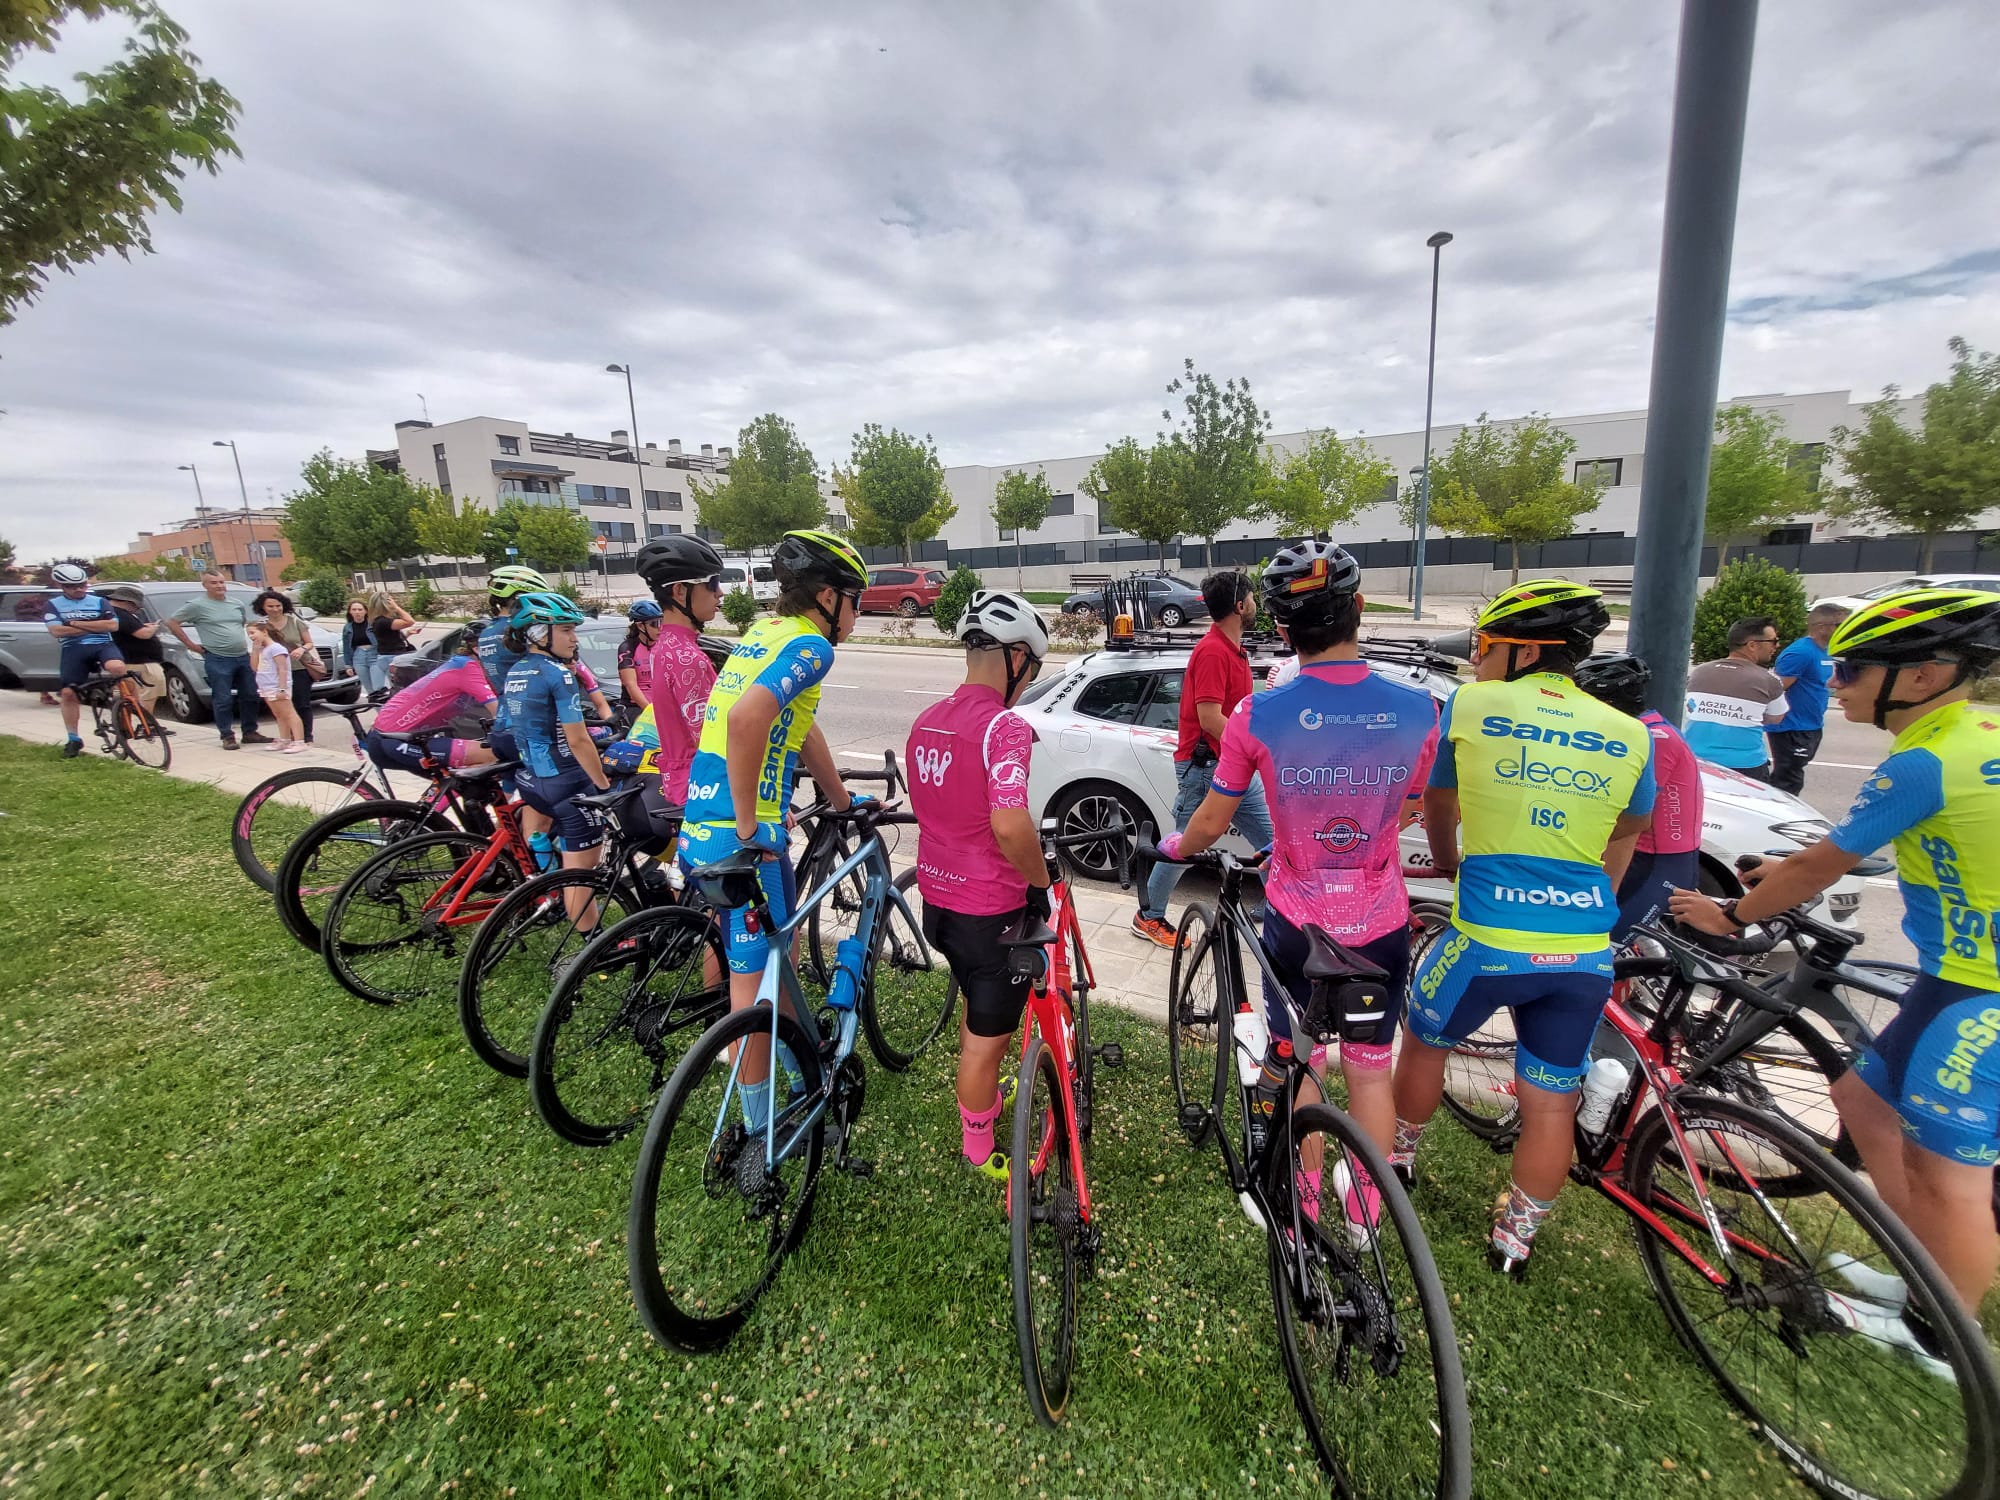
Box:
[2,0,1996,563]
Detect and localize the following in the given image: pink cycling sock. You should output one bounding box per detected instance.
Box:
[960,1091,1003,1165]
[1341,1161,1382,1226]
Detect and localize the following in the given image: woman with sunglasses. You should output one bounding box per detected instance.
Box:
[1673,585,2000,1311]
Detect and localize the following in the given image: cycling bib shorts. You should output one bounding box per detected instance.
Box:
[517,766,607,853]
[58,639,125,690]
[1405,925,1616,1093]
[678,823,800,975]
[1852,973,2000,1164]
[1260,908,1411,1052]
[922,903,1032,1038]
[1613,849,1698,942]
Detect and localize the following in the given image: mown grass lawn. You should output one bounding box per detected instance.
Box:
[0,737,1980,1498]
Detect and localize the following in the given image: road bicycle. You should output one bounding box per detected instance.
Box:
[74,672,171,771]
[1005,824,1128,1426]
[232,697,393,890]
[317,761,533,1005]
[1152,837,1471,1499]
[1437,915,2000,1500]
[627,805,948,1351]
[457,777,690,1077]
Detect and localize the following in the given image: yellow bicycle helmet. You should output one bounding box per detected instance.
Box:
[1827,586,2000,726]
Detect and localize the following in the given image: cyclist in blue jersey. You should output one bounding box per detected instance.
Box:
[474,564,551,731]
[1673,586,2000,1309]
[502,592,613,918]
[1390,580,1655,1276]
[44,563,126,757]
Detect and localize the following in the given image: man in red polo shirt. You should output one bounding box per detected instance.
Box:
[1133,570,1275,946]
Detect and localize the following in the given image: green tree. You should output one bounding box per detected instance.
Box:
[1256,427,1395,540]
[0,534,15,574]
[1830,337,2000,570]
[1692,556,1808,664]
[1704,406,1809,567]
[412,486,487,588]
[91,551,197,581]
[720,586,760,635]
[1,1,240,327]
[515,504,592,578]
[990,469,1052,590]
[690,413,826,550]
[479,497,531,570]
[1081,437,1181,569]
[1398,413,1602,582]
[282,450,422,574]
[842,424,954,564]
[930,565,981,636]
[295,574,347,616]
[1156,358,1271,556]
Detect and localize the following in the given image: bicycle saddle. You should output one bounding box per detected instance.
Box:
[1000,920,1057,951]
[448,761,519,784]
[574,781,651,812]
[1299,923,1389,981]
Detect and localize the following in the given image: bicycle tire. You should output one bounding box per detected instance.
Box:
[859,869,956,1072]
[456,866,636,1077]
[1266,1101,1473,1499]
[234,766,382,892]
[1011,1033,1080,1426]
[1167,901,1225,1148]
[322,831,517,1006]
[1627,1091,2000,1500]
[531,905,727,1147]
[1071,916,1096,1141]
[274,798,448,949]
[116,700,171,770]
[628,1001,826,1352]
[800,824,866,990]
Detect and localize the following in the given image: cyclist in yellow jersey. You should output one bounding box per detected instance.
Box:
[1674,586,2000,1308]
[1390,581,1656,1275]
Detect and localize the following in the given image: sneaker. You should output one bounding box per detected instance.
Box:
[219,735,240,750]
[264,739,291,752]
[1824,1290,1954,1383]
[240,730,273,744]
[281,741,308,755]
[1131,914,1179,949]
[61,738,83,759]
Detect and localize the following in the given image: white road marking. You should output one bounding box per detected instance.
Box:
[1813,761,1883,772]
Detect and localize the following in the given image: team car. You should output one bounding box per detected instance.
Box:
[1016,631,1868,927]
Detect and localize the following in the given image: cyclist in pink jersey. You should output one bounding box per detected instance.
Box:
[1159,542,1436,1232]
[906,591,1053,1183]
[635,535,725,802]
[365,650,499,772]
[1574,652,1705,939]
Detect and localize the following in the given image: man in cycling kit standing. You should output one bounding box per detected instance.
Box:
[1132,570,1274,948]
[43,563,125,757]
[1390,581,1655,1275]
[1160,542,1437,1234]
[1673,586,2000,1309]
[906,591,1053,1182]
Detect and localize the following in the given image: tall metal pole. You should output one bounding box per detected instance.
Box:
[1411,230,1452,622]
[1628,0,1760,720]
[178,464,217,569]
[607,363,645,598]
[215,439,255,578]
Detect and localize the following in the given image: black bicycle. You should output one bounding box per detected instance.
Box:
[1151,836,1471,1499]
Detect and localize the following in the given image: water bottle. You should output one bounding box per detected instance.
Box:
[1234,1003,1269,1088]
[1248,1038,1292,1162]
[826,936,866,1012]
[1575,1056,1631,1136]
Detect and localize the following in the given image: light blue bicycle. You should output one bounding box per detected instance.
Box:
[626,804,954,1352]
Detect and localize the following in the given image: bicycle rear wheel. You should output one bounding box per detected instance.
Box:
[1167,901,1226,1148]
[456,867,637,1077]
[234,766,381,892]
[859,870,956,1072]
[116,700,170,770]
[531,906,727,1146]
[628,1003,826,1352]
[1011,1033,1081,1426]
[322,832,520,1006]
[1421,918,1521,1143]
[1628,1092,2000,1500]
[274,799,447,949]
[1266,1101,1472,1498]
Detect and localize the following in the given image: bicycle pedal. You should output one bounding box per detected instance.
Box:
[1176,1102,1209,1139]
[840,1156,875,1180]
[1095,1042,1124,1069]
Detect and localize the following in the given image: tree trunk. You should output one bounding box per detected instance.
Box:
[1922,531,1937,571]
[1509,537,1521,583]
[1715,540,1730,570]
[901,530,914,566]
[1015,537,1024,593]
[1157,537,1169,570]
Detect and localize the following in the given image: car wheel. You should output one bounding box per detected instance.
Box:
[1047,783,1148,884]
[163,666,210,724]
[897,597,921,618]
[1157,605,1185,628]
[1066,603,1100,621]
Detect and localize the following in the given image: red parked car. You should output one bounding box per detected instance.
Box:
[859,566,947,617]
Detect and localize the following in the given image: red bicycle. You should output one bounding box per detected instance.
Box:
[1005,824,1128,1426]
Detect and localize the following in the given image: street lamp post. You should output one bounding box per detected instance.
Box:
[178,464,218,571]
[213,439,256,579]
[1411,230,1453,623]
[606,362,644,597]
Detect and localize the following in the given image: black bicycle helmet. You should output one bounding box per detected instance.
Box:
[1259,539,1361,623]
[635,534,723,589]
[1573,651,1651,715]
[771,529,868,593]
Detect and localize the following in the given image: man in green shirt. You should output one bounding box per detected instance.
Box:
[167,573,267,747]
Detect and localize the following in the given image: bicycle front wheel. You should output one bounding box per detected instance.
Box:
[628,1002,826,1352]
[531,906,727,1147]
[1167,900,1227,1148]
[234,766,381,892]
[1012,1033,1081,1426]
[322,832,518,1006]
[860,870,956,1071]
[456,867,637,1077]
[117,700,171,770]
[1266,1101,1472,1499]
[274,799,447,949]
[1628,1091,2000,1500]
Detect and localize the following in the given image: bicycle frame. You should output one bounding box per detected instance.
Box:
[409,797,536,930]
[1017,870,1099,1232]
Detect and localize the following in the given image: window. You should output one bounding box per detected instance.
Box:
[497,435,520,455]
[593,521,637,543]
[1788,442,1826,495]
[644,489,683,511]
[575,484,632,508]
[434,455,451,494]
[1135,670,1184,732]
[5,589,51,623]
[1574,458,1623,487]
[1098,510,1121,534]
[647,522,683,539]
[1373,474,1397,505]
[1049,492,1075,517]
[998,529,1014,542]
[261,541,285,559]
[432,443,446,461]
[1074,673,1151,725]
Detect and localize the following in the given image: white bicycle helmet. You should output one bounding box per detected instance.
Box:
[51,562,89,586]
[956,590,1050,660]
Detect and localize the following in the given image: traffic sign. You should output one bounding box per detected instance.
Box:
[593,535,609,553]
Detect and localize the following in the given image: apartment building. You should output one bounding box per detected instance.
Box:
[124,507,294,584]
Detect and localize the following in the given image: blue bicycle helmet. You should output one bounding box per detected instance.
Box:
[626,599,664,622]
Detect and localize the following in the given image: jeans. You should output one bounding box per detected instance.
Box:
[1139,757,1273,921]
[1764,728,1821,796]
[349,644,385,695]
[203,651,260,738]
